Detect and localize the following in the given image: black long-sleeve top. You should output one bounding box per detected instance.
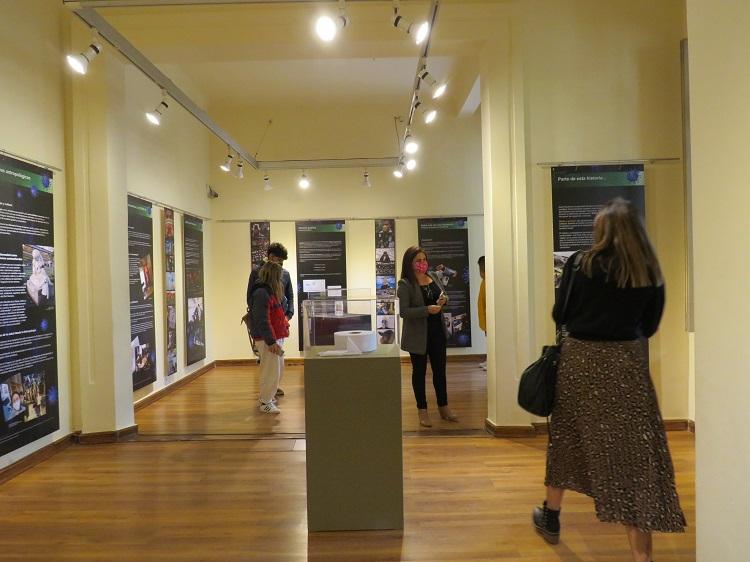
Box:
[553,254,665,341]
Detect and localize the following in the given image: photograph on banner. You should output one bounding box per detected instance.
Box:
[128,196,157,390]
[552,164,645,283]
[250,221,270,268]
[418,217,472,348]
[377,314,396,344]
[23,244,55,307]
[184,215,206,365]
[376,300,395,316]
[376,275,396,292]
[0,154,60,456]
[375,219,395,249]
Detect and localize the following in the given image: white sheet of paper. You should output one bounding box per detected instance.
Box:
[303,279,326,293]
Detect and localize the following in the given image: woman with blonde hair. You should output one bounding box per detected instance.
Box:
[533,199,685,562]
[249,261,289,414]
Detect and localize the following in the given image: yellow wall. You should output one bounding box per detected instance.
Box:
[0,0,72,468]
[687,1,750,558]
[519,0,690,419]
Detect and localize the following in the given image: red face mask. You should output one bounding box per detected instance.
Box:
[413,262,429,275]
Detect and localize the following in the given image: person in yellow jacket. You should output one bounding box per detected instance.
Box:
[477,256,487,370]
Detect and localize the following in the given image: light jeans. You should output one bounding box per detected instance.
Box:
[257,340,284,404]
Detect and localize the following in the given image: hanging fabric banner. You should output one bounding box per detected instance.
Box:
[418,217,472,348]
[0,154,60,456]
[163,208,177,376]
[295,220,347,350]
[375,219,396,344]
[183,214,206,365]
[250,221,270,269]
[552,164,645,287]
[128,195,157,390]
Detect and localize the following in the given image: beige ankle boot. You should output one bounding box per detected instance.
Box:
[438,405,459,422]
[417,408,432,427]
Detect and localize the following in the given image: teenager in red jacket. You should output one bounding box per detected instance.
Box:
[249,261,290,414]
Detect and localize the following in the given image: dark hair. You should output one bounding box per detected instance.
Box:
[582,198,663,288]
[400,246,428,285]
[477,256,485,269]
[267,242,288,261]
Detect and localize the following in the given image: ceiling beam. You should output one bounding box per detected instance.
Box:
[257,157,400,170]
[65,0,416,7]
[71,7,259,168]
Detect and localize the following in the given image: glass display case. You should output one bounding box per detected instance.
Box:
[302,288,399,356]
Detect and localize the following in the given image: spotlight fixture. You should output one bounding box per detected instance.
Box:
[219,147,233,172]
[236,160,244,180]
[263,174,273,191]
[145,91,169,126]
[417,67,447,99]
[362,170,372,188]
[406,158,417,171]
[413,97,438,125]
[404,133,419,155]
[316,0,348,42]
[392,2,430,45]
[299,172,311,189]
[66,36,102,75]
[393,158,406,178]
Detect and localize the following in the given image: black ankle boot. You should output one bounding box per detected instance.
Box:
[532,501,560,545]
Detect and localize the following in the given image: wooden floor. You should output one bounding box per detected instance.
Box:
[136,362,488,436]
[0,433,694,561]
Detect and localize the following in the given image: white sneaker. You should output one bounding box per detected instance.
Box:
[259,401,280,414]
[479,361,487,370]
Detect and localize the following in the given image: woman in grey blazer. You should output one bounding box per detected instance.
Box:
[397,246,459,427]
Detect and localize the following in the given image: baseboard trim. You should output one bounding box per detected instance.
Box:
[217,355,484,367]
[487,418,695,438]
[75,424,139,445]
[134,361,216,412]
[484,419,537,438]
[0,434,75,484]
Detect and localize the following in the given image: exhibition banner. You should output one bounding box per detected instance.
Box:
[250,221,270,268]
[295,220,347,350]
[183,214,206,365]
[128,196,157,391]
[375,219,396,345]
[163,208,177,376]
[0,154,60,456]
[418,217,472,348]
[552,164,645,286]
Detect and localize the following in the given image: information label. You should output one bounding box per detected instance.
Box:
[128,196,156,390]
[0,154,59,455]
[418,217,472,348]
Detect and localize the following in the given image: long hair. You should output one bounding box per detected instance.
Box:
[400,246,428,285]
[258,261,283,300]
[581,198,663,288]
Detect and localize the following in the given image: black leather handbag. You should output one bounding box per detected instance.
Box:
[517,253,582,417]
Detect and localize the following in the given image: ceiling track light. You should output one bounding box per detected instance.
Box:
[392,2,430,46]
[417,67,447,100]
[316,0,349,42]
[146,90,169,126]
[263,174,273,191]
[406,158,417,171]
[413,97,438,125]
[393,158,406,179]
[235,160,244,180]
[403,131,419,155]
[219,146,233,172]
[362,169,372,188]
[299,171,311,189]
[66,32,102,75]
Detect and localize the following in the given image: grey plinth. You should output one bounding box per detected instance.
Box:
[304,345,403,532]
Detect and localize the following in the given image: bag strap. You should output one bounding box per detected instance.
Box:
[556,252,583,343]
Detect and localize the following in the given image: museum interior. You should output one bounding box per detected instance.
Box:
[0,0,747,560]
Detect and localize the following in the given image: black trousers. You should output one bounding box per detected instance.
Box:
[409,323,448,409]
